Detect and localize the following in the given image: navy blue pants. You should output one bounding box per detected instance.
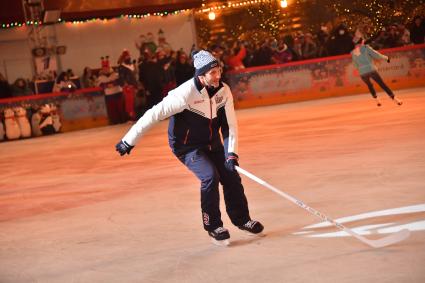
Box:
[178,148,251,232]
[360,71,394,99]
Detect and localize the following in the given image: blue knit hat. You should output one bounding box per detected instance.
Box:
[192,50,219,76]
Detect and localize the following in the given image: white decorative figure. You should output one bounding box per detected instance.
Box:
[3,108,21,140]
[14,107,31,138]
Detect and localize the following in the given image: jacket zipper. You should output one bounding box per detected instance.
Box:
[208,96,213,150]
[183,129,190,144]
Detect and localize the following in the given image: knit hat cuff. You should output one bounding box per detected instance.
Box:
[195,60,219,76]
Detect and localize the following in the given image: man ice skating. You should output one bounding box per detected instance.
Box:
[115,50,264,245]
[351,37,402,107]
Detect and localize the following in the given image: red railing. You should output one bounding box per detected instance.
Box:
[0,87,103,104]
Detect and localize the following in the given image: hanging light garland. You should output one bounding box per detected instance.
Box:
[0,9,190,29]
[1,20,45,29]
[196,0,275,14]
[1,1,282,29]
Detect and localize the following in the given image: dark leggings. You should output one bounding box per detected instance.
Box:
[360,71,394,99]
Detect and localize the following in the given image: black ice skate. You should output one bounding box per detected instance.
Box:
[208,227,230,246]
[238,220,264,236]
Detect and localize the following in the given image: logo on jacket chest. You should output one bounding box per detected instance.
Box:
[215,95,224,104]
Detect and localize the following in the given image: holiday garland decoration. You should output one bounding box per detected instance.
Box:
[196,0,275,13]
[3,0,423,47]
[1,0,277,29]
[0,9,189,29]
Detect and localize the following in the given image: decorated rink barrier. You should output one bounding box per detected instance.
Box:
[1,44,424,141]
[227,43,425,108]
[0,88,108,141]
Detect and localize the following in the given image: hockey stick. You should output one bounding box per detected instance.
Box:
[235,166,410,248]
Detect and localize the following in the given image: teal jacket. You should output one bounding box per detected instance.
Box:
[351,45,388,76]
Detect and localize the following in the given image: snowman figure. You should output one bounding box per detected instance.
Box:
[3,108,21,140]
[14,106,32,138]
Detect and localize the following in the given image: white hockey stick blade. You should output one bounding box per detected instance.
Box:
[357,229,411,248]
[235,166,411,248]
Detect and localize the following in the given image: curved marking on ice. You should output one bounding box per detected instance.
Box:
[307,220,425,238]
[303,203,425,229]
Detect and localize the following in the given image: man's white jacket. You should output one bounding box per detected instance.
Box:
[122,77,238,157]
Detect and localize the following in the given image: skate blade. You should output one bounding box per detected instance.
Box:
[243,231,266,237]
[211,238,230,246]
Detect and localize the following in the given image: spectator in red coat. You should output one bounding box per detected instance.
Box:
[226,42,246,71]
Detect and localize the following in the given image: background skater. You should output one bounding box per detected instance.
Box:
[351,37,403,107]
[115,50,264,246]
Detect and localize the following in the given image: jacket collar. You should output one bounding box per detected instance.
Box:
[194,76,203,92]
[193,77,223,97]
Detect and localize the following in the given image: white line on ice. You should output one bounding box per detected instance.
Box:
[306,220,425,238]
[303,203,425,229]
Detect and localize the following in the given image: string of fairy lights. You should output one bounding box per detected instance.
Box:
[0,9,188,29]
[1,0,423,31]
[1,0,281,29]
[197,0,278,13]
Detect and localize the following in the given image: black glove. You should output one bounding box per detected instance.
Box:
[115,140,134,156]
[225,153,239,172]
[387,56,391,63]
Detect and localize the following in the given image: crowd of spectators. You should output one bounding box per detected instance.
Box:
[208,15,425,73]
[1,15,424,121]
[0,74,34,99]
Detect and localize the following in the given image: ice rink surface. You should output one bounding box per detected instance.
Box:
[1,88,424,283]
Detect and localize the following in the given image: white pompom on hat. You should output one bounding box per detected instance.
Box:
[192,50,219,76]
